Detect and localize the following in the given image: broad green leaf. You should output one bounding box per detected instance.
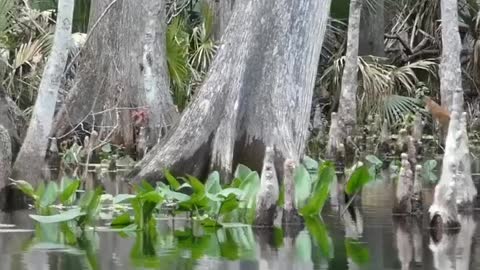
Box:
[140,191,163,204]
[295,231,312,262]
[164,170,181,190]
[300,162,336,217]
[10,180,36,200]
[345,238,371,265]
[305,217,332,258]
[201,218,222,227]
[205,171,221,194]
[303,156,319,171]
[30,208,85,223]
[217,188,243,198]
[187,175,205,195]
[161,188,191,202]
[345,165,373,195]
[59,180,80,204]
[219,195,239,215]
[365,155,383,167]
[138,180,155,194]
[39,181,58,208]
[294,164,312,209]
[234,164,252,181]
[111,213,133,227]
[113,194,136,204]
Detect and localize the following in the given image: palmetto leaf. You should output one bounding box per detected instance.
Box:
[383,95,422,126]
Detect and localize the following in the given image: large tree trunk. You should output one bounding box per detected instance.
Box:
[12,0,74,184]
[439,0,463,110]
[128,0,332,184]
[52,0,178,152]
[429,0,477,229]
[326,0,363,162]
[359,0,384,56]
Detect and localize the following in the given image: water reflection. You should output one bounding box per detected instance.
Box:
[2,165,480,269]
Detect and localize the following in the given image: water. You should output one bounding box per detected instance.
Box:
[2,165,480,270]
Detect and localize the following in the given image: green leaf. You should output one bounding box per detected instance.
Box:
[305,217,332,258]
[234,164,252,180]
[59,180,80,204]
[219,195,239,215]
[300,162,336,217]
[110,213,133,227]
[295,231,312,262]
[345,238,371,265]
[345,165,373,195]
[164,170,181,190]
[10,180,36,200]
[365,155,383,167]
[113,194,136,204]
[294,164,312,209]
[217,188,243,198]
[205,171,221,194]
[30,208,85,223]
[201,218,222,227]
[302,156,319,171]
[39,181,58,208]
[188,175,205,195]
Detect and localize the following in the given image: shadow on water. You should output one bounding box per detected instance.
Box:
[2,158,480,270]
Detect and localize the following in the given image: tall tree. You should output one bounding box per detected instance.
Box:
[439,0,463,110]
[429,0,477,229]
[52,0,178,152]
[326,0,363,161]
[12,0,75,183]
[128,0,333,184]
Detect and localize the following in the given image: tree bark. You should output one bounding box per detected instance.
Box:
[429,0,477,229]
[52,0,178,152]
[359,0,384,56]
[207,0,235,39]
[0,86,25,161]
[439,0,464,110]
[0,125,11,209]
[12,0,74,184]
[327,0,363,161]
[128,0,332,184]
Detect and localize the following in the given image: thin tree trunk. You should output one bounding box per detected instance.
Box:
[0,125,11,209]
[52,0,178,152]
[439,0,463,110]
[327,0,363,161]
[359,0,384,56]
[128,0,332,185]
[12,0,74,184]
[207,0,235,39]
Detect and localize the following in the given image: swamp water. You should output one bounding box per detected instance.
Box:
[1,161,480,270]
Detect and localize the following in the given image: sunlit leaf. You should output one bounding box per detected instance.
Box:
[39,181,58,208]
[294,164,312,209]
[164,169,181,190]
[59,180,80,204]
[300,161,336,217]
[345,165,373,195]
[234,164,252,181]
[110,213,133,227]
[205,171,221,194]
[345,238,371,265]
[30,208,85,223]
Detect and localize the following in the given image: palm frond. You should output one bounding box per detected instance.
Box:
[383,95,422,126]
